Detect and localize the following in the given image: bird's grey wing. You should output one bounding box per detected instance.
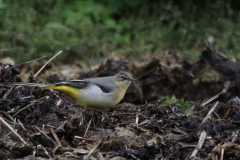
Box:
[54,80,90,89]
[70,78,113,93]
[86,76,116,93]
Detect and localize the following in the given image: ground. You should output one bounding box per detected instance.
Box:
[1,46,240,159]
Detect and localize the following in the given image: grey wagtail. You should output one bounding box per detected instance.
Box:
[1,71,134,109]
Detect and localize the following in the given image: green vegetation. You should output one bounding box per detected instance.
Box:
[162,96,192,116]
[1,0,240,64]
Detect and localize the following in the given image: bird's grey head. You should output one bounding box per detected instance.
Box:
[115,71,134,82]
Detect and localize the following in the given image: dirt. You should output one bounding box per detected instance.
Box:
[1,46,240,159]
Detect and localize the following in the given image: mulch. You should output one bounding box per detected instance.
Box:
[1,46,240,159]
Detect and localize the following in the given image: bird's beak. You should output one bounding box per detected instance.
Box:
[128,78,135,81]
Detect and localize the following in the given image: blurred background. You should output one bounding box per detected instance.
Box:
[1,0,240,65]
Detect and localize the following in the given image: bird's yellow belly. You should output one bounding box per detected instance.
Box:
[45,85,81,100]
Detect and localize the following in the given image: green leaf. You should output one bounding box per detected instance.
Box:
[161,96,192,116]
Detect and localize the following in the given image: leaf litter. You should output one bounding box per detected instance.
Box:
[1,46,240,159]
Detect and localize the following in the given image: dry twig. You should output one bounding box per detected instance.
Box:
[75,136,99,142]
[0,117,27,144]
[201,81,229,106]
[17,119,26,132]
[37,144,52,159]
[50,128,62,147]
[84,118,92,137]
[2,86,14,99]
[34,126,58,146]
[190,130,207,158]
[12,96,48,117]
[84,140,101,160]
[34,51,62,77]
[168,104,175,113]
[220,148,224,160]
[202,101,219,124]
[15,56,47,67]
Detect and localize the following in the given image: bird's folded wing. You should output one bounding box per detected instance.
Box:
[54,80,89,89]
[67,79,112,93]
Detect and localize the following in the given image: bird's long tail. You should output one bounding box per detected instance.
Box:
[0,82,80,100]
[0,82,81,103]
[0,82,52,89]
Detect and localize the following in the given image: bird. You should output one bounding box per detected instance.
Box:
[1,71,134,109]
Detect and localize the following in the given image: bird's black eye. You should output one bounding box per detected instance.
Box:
[121,75,125,79]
